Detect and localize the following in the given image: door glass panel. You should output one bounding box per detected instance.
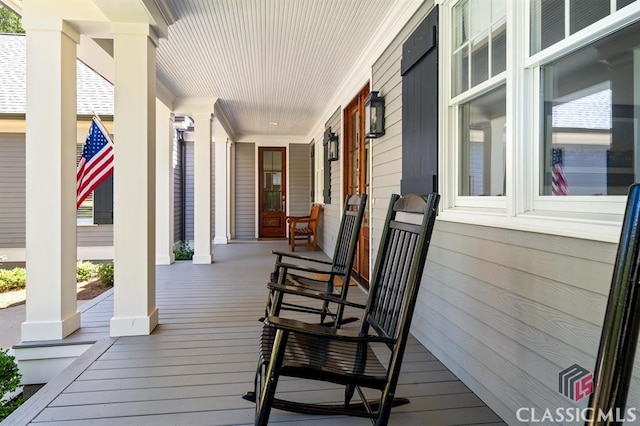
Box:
[349,113,356,192]
[262,150,284,211]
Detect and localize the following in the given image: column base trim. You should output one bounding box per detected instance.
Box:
[213,236,228,245]
[21,311,81,342]
[156,253,175,265]
[192,254,213,264]
[110,307,159,337]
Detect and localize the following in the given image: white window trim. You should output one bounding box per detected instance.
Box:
[438,0,638,243]
[442,0,508,211]
[527,2,640,217]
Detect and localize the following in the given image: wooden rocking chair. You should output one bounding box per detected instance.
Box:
[263,194,368,327]
[287,203,322,251]
[245,192,440,425]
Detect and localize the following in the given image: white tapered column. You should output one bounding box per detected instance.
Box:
[22,24,80,341]
[192,112,213,264]
[110,24,158,337]
[156,101,175,265]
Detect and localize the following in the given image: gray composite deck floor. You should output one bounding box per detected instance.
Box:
[5,242,506,426]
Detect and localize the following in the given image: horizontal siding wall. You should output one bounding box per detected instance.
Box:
[320,108,342,254]
[77,226,113,246]
[370,1,637,424]
[185,141,194,241]
[0,132,113,250]
[414,223,635,425]
[0,133,26,248]
[173,137,183,243]
[288,143,311,218]
[234,142,255,240]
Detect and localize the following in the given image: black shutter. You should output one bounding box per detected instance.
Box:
[401,6,439,196]
[93,174,113,224]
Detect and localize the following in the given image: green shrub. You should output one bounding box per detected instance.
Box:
[76,261,99,282]
[98,263,114,288]
[0,349,23,422]
[173,241,194,260]
[0,268,26,293]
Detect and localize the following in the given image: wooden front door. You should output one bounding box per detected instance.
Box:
[344,85,370,284]
[258,147,287,238]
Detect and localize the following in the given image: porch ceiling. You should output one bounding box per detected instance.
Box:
[5,0,406,139]
[156,0,398,139]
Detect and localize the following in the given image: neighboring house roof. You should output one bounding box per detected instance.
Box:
[0,34,113,115]
[552,88,612,131]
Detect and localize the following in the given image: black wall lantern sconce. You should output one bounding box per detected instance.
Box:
[365,91,385,138]
[324,127,339,161]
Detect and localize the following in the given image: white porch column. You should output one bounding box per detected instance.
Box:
[22,23,80,341]
[192,112,213,264]
[110,24,158,337]
[213,117,228,244]
[156,100,175,265]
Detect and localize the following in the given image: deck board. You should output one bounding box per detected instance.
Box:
[6,241,505,426]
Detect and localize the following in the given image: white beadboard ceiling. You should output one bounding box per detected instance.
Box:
[157,0,398,139]
[5,0,404,139]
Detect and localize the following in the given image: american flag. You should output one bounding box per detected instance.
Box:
[551,148,568,196]
[76,117,114,208]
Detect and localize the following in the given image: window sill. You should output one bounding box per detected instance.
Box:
[438,207,623,243]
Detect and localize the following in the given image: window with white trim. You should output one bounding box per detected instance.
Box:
[531,0,640,213]
[442,0,640,236]
[450,0,507,204]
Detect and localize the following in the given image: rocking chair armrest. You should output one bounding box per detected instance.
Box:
[271,250,333,265]
[265,316,394,344]
[266,282,367,310]
[274,261,345,276]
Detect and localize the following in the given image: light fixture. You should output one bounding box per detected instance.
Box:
[324,127,339,162]
[364,91,385,138]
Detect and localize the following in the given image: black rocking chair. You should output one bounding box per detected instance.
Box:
[263,193,367,327]
[245,192,440,425]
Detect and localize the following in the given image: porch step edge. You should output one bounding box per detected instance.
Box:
[4,337,117,425]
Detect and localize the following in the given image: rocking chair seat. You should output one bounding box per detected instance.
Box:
[260,317,389,389]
